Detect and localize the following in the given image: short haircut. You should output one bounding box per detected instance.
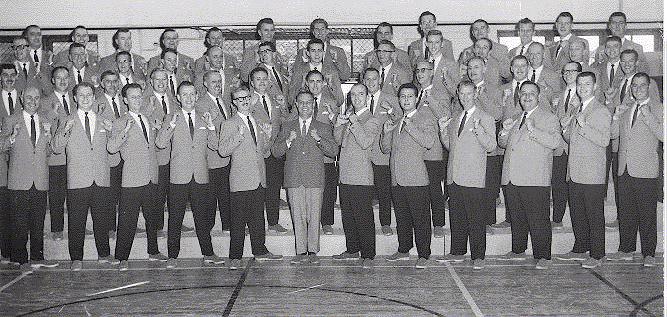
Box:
[511,54,529,66]
[363,67,379,78]
[474,37,493,50]
[121,82,142,97]
[0,63,17,74]
[21,25,40,38]
[426,29,443,41]
[528,42,545,51]
[231,84,250,99]
[100,70,117,81]
[467,56,486,66]
[307,38,325,50]
[295,89,314,101]
[305,69,324,81]
[351,82,368,95]
[632,72,650,83]
[472,19,489,27]
[73,82,95,96]
[51,65,69,78]
[160,48,177,59]
[205,45,223,56]
[116,50,131,61]
[204,27,223,48]
[564,61,583,72]
[159,28,177,51]
[310,18,328,30]
[177,80,195,95]
[516,18,534,30]
[577,71,597,84]
[68,42,86,53]
[112,28,131,50]
[258,41,276,51]
[249,67,268,80]
[397,82,418,97]
[418,11,436,24]
[69,25,87,40]
[376,39,396,50]
[203,70,221,83]
[520,80,540,95]
[256,18,274,31]
[150,68,166,79]
[609,11,627,22]
[457,80,476,92]
[377,22,393,33]
[556,12,574,22]
[620,49,639,60]
[605,35,623,46]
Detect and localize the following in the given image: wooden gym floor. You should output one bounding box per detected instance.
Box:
[0,255,663,316]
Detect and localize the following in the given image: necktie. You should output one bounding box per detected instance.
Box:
[531,69,536,82]
[631,103,641,127]
[126,77,130,85]
[313,97,319,118]
[62,95,70,115]
[30,114,36,147]
[169,76,176,96]
[564,89,571,113]
[514,82,521,105]
[314,66,318,71]
[380,68,386,89]
[424,46,429,61]
[555,41,562,58]
[7,92,14,115]
[417,90,424,106]
[187,112,194,139]
[301,121,307,136]
[22,63,28,79]
[137,114,149,143]
[519,45,524,56]
[609,64,615,86]
[272,67,283,92]
[77,70,83,84]
[111,97,120,118]
[247,116,257,145]
[33,50,39,63]
[369,95,375,114]
[216,97,226,120]
[400,116,408,133]
[84,112,92,143]
[161,95,168,114]
[458,111,467,136]
[620,78,629,103]
[518,111,527,129]
[262,95,269,119]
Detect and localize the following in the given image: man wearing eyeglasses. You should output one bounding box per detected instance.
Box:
[240,18,287,82]
[369,41,412,97]
[363,22,411,72]
[294,18,350,82]
[257,42,289,100]
[11,37,50,94]
[219,85,283,270]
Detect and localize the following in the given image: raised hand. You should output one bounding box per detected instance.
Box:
[336,113,349,126]
[383,118,397,132]
[103,119,113,131]
[259,122,272,136]
[348,113,359,124]
[330,49,338,62]
[525,118,535,132]
[123,117,134,134]
[203,112,214,129]
[310,128,321,141]
[502,118,516,131]
[168,113,179,128]
[438,116,452,130]
[63,119,75,133]
[287,130,298,143]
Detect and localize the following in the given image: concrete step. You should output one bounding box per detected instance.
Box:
[41,201,663,260]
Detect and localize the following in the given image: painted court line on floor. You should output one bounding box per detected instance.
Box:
[287,283,325,294]
[86,281,150,297]
[445,263,484,317]
[0,272,30,293]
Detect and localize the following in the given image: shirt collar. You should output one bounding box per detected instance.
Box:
[181,107,195,118]
[355,107,370,116]
[404,108,418,118]
[299,116,312,127]
[153,91,167,99]
[464,106,477,116]
[524,106,538,118]
[476,80,485,87]
[561,33,572,41]
[581,96,595,111]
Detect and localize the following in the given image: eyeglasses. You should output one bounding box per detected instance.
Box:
[562,70,579,74]
[376,49,395,53]
[233,95,251,101]
[258,49,275,54]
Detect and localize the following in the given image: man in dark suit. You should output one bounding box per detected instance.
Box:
[363,22,411,72]
[293,19,351,82]
[607,73,662,267]
[272,90,337,264]
[218,85,283,270]
[302,70,340,235]
[382,83,435,269]
[0,86,59,273]
[156,81,223,268]
[497,82,562,269]
[108,83,167,270]
[99,28,147,77]
[408,11,455,66]
[363,67,400,235]
[436,81,497,270]
[51,82,113,271]
[332,83,381,267]
[555,72,611,269]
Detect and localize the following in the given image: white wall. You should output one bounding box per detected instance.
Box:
[0,0,662,28]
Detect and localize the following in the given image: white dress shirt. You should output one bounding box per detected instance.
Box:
[77,109,97,142]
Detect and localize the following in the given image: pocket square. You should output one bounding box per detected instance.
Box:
[98,129,107,133]
[198,127,207,130]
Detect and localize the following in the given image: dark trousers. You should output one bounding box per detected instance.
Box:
[115,183,161,260]
[604,145,620,208]
[168,180,214,258]
[504,183,552,260]
[67,184,111,261]
[442,150,449,201]
[321,162,338,226]
[449,183,486,260]
[229,186,268,259]
[264,156,284,226]
[48,165,67,232]
[617,173,658,257]
[569,181,606,260]
[551,154,569,223]
[485,155,504,224]
[425,160,446,227]
[0,186,11,259]
[209,166,231,231]
[10,186,47,264]
[393,185,431,259]
[372,164,393,226]
[157,164,170,230]
[108,161,123,231]
[339,184,375,259]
